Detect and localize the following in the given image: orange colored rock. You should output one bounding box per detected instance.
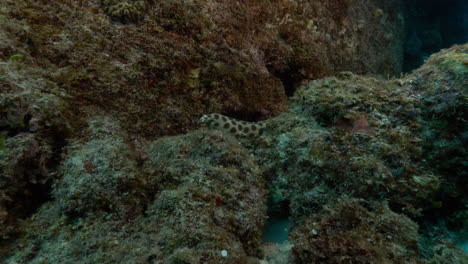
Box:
[351,115,376,136]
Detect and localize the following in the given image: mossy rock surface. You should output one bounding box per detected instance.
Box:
[6,114,267,262]
[0,0,405,138]
[0,0,466,262]
[291,199,420,264]
[102,0,145,23]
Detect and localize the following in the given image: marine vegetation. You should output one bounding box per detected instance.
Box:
[102,0,145,23]
[0,0,466,263]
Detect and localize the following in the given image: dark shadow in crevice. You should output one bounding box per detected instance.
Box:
[5,126,68,220]
[2,113,32,138]
[224,110,267,122]
[412,195,467,258]
[0,126,69,260]
[266,63,304,98]
[413,195,465,229]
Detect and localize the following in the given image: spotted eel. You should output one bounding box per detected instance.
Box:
[199,114,266,137]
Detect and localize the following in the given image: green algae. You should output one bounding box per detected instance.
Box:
[102,0,145,23]
[291,199,420,263]
[4,44,468,261]
[0,0,466,262]
[8,54,24,62]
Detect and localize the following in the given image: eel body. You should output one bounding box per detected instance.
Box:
[199,114,266,137]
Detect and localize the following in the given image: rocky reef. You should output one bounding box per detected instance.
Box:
[0,0,405,138]
[0,0,467,263]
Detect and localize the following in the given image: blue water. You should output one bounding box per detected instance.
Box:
[458,241,468,254]
[262,216,290,243]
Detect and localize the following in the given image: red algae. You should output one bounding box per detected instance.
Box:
[351,115,376,136]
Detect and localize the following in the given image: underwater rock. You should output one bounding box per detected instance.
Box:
[102,0,145,23]
[290,199,420,263]
[5,125,267,262]
[254,74,442,219]
[0,0,404,139]
[53,114,144,217]
[2,44,467,263]
[402,44,467,205]
[0,62,72,242]
[0,0,466,262]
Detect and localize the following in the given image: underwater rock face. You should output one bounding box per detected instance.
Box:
[290,199,420,263]
[1,43,467,263]
[0,0,467,262]
[400,45,467,215]
[0,62,71,244]
[0,0,404,139]
[53,114,144,218]
[255,74,442,219]
[5,116,267,262]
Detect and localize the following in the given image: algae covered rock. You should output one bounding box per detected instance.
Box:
[0,0,466,262]
[254,74,441,219]
[0,61,72,241]
[290,199,420,263]
[403,44,467,201]
[249,45,466,263]
[142,129,267,260]
[53,114,144,217]
[3,43,467,263]
[102,0,145,23]
[1,0,405,138]
[6,122,267,262]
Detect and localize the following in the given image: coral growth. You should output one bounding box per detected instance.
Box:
[0,59,71,242]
